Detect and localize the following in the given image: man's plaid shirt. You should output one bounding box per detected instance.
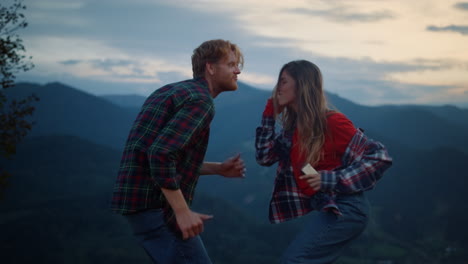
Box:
[111,78,214,228]
[255,111,393,224]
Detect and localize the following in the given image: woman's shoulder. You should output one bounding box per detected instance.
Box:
[326,111,356,133]
[326,111,350,122]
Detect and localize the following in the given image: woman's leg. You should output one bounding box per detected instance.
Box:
[281,192,370,264]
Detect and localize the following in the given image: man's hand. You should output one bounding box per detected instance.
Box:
[174,208,213,240]
[299,173,321,191]
[200,154,246,177]
[219,154,246,178]
[161,188,213,240]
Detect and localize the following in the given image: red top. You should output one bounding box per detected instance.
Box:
[291,112,357,196]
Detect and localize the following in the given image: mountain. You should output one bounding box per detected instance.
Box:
[4,82,138,150]
[101,94,146,108]
[0,135,144,263]
[2,134,467,263]
[0,135,290,264]
[8,81,468,154]
[395,104,468,129]
[2,81,468,263]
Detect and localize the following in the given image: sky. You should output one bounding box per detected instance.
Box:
[11,0,468,107]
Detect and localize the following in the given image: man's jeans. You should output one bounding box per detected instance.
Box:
[281,192,370,264]
[125,209,212,264]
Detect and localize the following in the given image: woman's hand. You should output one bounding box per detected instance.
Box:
[299,173,321,191]
[263,98,275,116]
[274,97,286,114]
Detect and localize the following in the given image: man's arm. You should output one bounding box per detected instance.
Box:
[147,99,214,240]
[199,154,246,178]
[161,188,213,240]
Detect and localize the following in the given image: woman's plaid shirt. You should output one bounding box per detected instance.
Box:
[111,78,214,225]
[255,111,393,224]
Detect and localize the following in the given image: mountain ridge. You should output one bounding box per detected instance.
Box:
[2,80,468,263]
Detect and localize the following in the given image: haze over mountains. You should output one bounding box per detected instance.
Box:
[1,81,467,263]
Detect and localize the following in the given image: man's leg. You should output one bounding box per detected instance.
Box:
[175,235,212,264]
[125,209,212,264]
[281,193,370,264]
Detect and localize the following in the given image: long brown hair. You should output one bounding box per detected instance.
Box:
[273,60,329,166]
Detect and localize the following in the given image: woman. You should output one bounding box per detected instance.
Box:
[255,60,392,263]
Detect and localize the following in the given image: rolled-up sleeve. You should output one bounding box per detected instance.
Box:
[255,113,284,167]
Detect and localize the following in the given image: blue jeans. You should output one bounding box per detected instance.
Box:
[125,209,212,264]
[281,192,370,264]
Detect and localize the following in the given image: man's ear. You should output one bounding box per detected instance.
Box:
[206,62,216,76]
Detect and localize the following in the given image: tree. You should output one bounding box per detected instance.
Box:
[0,0,37,199]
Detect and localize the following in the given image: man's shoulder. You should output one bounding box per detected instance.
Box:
[143,79,213,112]
[160,78,211,100]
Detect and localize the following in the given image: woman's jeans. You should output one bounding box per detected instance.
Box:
[125,209,212,264]
[281,192,370,264]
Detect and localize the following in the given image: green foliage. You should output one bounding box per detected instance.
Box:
[0,93,38,158]
[0,0,37,200]
[0,169,9,201]
[0,0,33,89]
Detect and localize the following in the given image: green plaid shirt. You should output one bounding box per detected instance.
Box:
[111,78,214,231]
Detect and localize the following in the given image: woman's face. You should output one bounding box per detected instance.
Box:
[276,70,297,107]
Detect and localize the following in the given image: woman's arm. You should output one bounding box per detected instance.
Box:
[255,99,284,166]
[320,130,393,193]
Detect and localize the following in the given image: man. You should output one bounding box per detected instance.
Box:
[111,39,246,264]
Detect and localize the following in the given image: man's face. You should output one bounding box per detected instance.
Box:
[213,51,241,92]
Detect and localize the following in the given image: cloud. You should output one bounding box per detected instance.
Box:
[60,60,81,66]
[385,61,468,87]
[55,58,192,84]
[289,7,395,23]
[380,59,468,105]
[28,1,85,10]
[427,25,468,35]
[85,59,134,71]
[327,78,463,106]
[17,0,468,107]
[454,2,468,10]
[57,57,278,91]
[239,72,276,88]
[312,56,468,106]
[60,59,133,69]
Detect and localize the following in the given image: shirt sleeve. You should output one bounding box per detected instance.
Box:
[255,101,285,167]
[148,99,213,190]
[320,129,393,193]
